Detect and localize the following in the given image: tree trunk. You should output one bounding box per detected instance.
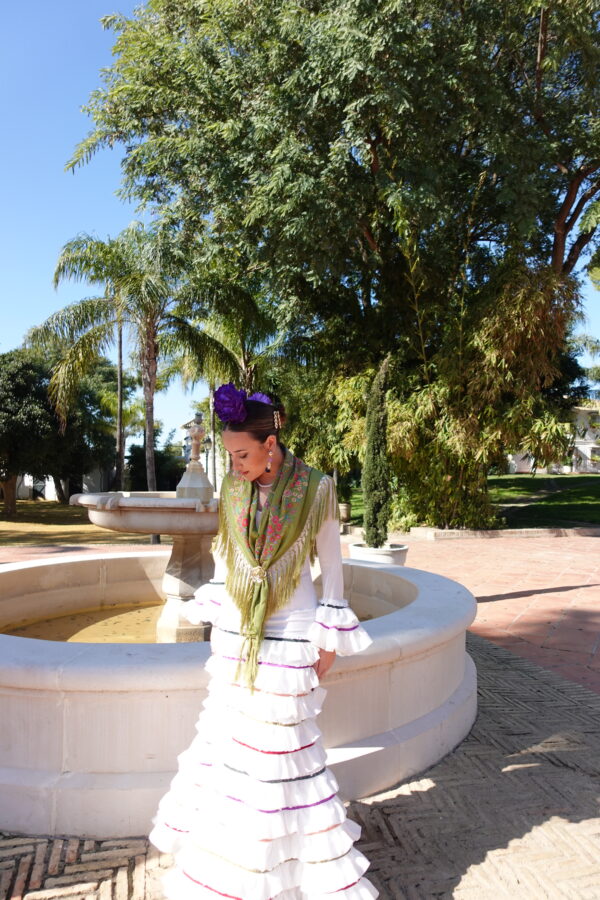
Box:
[210,386,217,491]
[0,475,17,519]
[53,476,68,504]
[114,321,124,491]
[142,337,158,492]
[142,332,160,544]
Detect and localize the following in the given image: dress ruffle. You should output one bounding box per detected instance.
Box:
[307,603,373,655]
[151,616,377,899]
[184,580,225,625]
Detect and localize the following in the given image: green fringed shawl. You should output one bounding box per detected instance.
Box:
[213,448,339,687]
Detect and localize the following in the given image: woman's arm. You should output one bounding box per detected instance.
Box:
[307,511,372,669]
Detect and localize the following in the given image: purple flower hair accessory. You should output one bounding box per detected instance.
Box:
[214,383,248,423]
[248,391,272,405]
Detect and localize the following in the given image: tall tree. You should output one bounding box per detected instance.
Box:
[362,359,392,547]
[0,351,117,517]
[68,0,600,524]
[0,351,54,518]
[48,234,127,488]
[167,265,281,394]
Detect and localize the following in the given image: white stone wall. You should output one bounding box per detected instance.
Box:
[0,553,477,837]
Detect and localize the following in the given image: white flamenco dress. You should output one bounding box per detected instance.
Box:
[149,511,378,900]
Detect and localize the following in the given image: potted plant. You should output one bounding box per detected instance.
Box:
[336,473,354,523]
[349,359,408,565]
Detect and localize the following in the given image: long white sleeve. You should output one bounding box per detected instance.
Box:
[307,516,373,655]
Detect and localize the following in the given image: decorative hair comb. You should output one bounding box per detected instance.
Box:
[214,383,275,424]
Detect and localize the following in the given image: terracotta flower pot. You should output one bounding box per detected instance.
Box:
[338,501,352,523]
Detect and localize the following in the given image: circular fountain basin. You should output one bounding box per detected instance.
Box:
[0,552,477,838]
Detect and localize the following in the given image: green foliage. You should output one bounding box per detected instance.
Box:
[126,431,186,490]
[67,0,600,527]
[0,350,55,484]
[168,250,284,396]
[336,472,356,504]
[386,264,579,528]
[0,351,118,515]
[45,359,118,492]
[265,362,369,476]
[27,223,230,492]
[362,360,392,547]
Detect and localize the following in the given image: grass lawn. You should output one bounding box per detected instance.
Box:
[348,487,365,526]
[0,501,162,546]
[347,475,600,531]
[488,474,600,527]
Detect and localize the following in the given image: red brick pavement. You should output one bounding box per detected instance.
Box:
[384,533,600,695]
[2,534,600,694]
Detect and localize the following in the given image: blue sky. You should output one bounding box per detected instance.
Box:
[0,0,203,440]
[1,1,599,441]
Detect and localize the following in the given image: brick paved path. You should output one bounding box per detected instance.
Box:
[2,635,600,899]
[392,533,600,694]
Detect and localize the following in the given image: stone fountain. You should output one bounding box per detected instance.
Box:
[0,421,478,838]
[71,414,218,642]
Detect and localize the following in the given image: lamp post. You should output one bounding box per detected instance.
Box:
[202,434,212,474]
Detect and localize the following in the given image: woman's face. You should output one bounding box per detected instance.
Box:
[222,430,275,482]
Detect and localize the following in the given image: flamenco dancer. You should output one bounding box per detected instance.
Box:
[150,384,378,899]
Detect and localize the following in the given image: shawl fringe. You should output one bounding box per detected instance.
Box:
[213,474,338,625]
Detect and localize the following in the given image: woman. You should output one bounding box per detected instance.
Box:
[150,384,377,899]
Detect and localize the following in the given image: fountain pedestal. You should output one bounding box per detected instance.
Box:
[158,533,215,642]
[71,415,219,643]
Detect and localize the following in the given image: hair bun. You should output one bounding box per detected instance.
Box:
[223,390,286,441]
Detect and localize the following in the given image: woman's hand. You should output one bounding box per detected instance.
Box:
[313,649,336,679]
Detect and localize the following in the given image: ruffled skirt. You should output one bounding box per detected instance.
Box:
[149,625,378,899]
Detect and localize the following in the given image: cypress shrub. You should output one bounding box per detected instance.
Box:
[362,359,392,547]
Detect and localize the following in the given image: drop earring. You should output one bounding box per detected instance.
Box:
[265,449,273,473]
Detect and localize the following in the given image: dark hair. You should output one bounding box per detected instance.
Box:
[223,399,287,444]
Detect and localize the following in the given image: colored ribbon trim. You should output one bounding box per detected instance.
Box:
[226,791,336,814]
[232,737,317,754]
[217,626,309,644]
[315,621,360,632]
[220,654,314,670]
[223,762,327,784]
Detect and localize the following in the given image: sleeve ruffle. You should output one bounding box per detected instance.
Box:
[307,602,373,655]
[183,580,226,626]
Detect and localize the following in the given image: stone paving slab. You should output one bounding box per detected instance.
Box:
[0,545,164,566]
[2,635,600,899]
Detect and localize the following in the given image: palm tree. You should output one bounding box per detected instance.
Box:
[27,232,127,486]
[27,222,231,492]
[165,279,285,483]
[170,249,286,387]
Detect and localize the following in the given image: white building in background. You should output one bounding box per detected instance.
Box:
[570,404,600,472]
[508,401,600,474]
[16,467,112,501]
